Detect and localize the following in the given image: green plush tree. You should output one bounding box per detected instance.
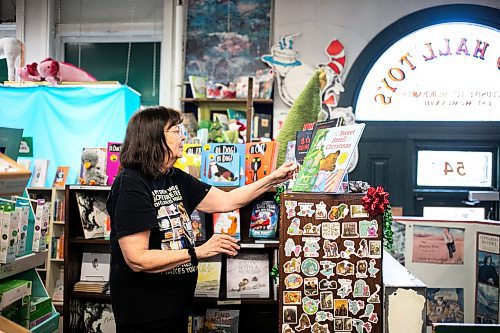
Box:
[276,70,322,166]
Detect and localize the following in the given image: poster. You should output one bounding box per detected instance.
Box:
[426,288,464,325]
[476,283,499,322]
[475,232,500,323]
[412,225,464,264]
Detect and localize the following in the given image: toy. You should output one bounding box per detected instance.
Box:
[79,149,107,186]
[0,37,23,81]
[18,58,97,84]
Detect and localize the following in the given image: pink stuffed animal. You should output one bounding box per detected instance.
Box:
[18,62,41,81]
[36,58,97,84]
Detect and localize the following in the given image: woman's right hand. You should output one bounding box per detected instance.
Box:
[195,233,240,259]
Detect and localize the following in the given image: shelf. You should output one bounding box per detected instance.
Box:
[240,242,279,249]
[0,251,48,279]
[68,185,111,191]
[71,291,111,301]
[69,237,110,245]
[50,258,65,263]
[181,98,273,104]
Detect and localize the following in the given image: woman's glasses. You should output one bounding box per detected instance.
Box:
[165,124,186,136]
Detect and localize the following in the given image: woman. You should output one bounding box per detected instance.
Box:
[442,228,455,259]
[106,106,295,332]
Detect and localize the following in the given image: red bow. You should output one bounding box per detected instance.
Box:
[362,186,390,216]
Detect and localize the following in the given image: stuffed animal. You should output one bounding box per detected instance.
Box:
[0,37,23,81]
[37,58,97,84]
[18,62,41,81]
[79,149,107,186]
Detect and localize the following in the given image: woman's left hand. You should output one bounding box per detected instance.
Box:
[270,161,297,185]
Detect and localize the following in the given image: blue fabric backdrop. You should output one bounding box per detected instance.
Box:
[0,85,141,187]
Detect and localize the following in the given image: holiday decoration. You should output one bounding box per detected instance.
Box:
[362,186,394,250]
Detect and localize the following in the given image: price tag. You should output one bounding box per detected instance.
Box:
[240,243,265,249]
[217,300,242,305]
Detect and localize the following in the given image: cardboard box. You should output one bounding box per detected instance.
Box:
[29,296,52,328]
[0,279,32,328]
[0,153,31,197]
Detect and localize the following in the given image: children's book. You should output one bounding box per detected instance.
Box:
[75,192,108,239]
[226,253,270,298]
[256,68,274,99]
[79,147,107,186]
[310,117,344,142]
[106,142,122,185]
[80,252,111,282]
[30,159,49,187]
[253,113,272,139]
[52,166,69,188]
[83,302,115,333]
[174,144,202,179]
[285,140,297,163]
[293,123,365,193]
[295,129,313,165]
[249,200,279,239]
[201,143,245,187]
[181,112,199,139]
[189,75,208,98]
[195,255,222,298]
[190,209,206,242]
[244,141,277,185]
[235,76,259,99]
[213,209,240,240]
[204,308,240,333]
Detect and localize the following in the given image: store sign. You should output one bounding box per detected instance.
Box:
[417,150,493,187]
[356,23,499,121]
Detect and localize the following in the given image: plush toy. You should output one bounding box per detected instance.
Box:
[0,37,23,81]
[79,149,107,186]
[37,58,97,84]
[18,62,41,81]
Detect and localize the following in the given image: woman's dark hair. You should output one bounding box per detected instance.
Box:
[484,255,492,265]
[120,106,182,178]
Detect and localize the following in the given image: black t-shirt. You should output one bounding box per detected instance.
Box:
[106,167,211,325]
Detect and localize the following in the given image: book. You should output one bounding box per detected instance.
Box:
[249,200,279,239]
[226,253,270,298]
[75,192,108,239]
[79,147,107,186]
[292,123,366,193]
[80,252,111,282]
[106,142,122,185]
[189,75,208,98]
[181,112,199,140]
[253,113,272,139]
[194,255,222,298]
[83,302,115,333]
[52,273,64,302]
[311,118,344,142]
[204,308,239,333]
[213,209,240,240]
[190,209,206,242]
[52,166,69,187]
[295,129,313,165]
[235,76,259,99]
[30,159,49,187]
[244,141,277,184]
[256,68,274,99]
[173,144,202,179]
[200,143,245,187]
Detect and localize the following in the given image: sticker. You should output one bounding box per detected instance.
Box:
[287,218,303,235]
[297,202,315,217]
[341,240,356,259]
[341,222,359,238]
[319,279,337,290]
[285,238,302,257]
[356,239,369,257]
[348,299,365,315]
[369,240,381,258]
[302,296,320,315]
[320,291,334,310]
[304,277,319,296]
[285,201,298,218]
[353,280,370,298]
[334,318,344,331]
[361,303,378,323]
[282,324,295,333]
[321,222,340,240]
[343,317,353,331]
[367,284,381,303]
[301,258,320,276]
[284,257,302,274]
[368,259,379,278]
[320,260,336,278]
[284,291,302,305]
[337,279,353,298]
[284,273,303,289]
[323,240,340,258]
[303,237,321,257]
[350,205,369,218]
[315,311,334,322]
[315,201,328,219]
[359,219,379,238]
[356,260,368,278]
[328,203,349,221]
[295,313,311,332]
[334,299,348,317]
[283,306,298,324]
[303,223,321,236]
[353,319,373,333]
[311,322,330,333]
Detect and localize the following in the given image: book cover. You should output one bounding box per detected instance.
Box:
[252,113,272,139]
[83,302,115,333]
[75,192,108,239]
[189,75,208,98]
[311,118,344,142]
[245,141,277,184]
[256,68,274,99]
[79,147,108,186]
[30,159,49,187]
[181,112,199,139]
[52,166,69,188]
[235,76,259,99]
[80,252,111,282]
[190,209,206,242]
[106,142,122,186]
[174,144,202,179]
[201,144,244,187]
[226,253,270,298]
[213,209,240,240]
[295,129,313,165]
[293,123,366,193]
[194,255,222,298]
[204,309,239,333]
[249,200,279,239]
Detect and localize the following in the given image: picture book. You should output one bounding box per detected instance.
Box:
[245,141,277,184]
[253,113,272,139]
[106,142,122,185]
[293,123,366,193]
[174,144,202,179]
[190,209,206,242]
[226,253,270,298]
[189,75,208,98]
[295,129,313,165]
[213,209,240,240]
[256,68,274,99]
[83,302,115,333]
[181,112,199,139]
[30,159,49,187]
[79,147,107,186]
[204,308,239,333]
[75,192,108,239]
[311,117,344,142]
[235,76,259,99]
[80,252,111,282]
[249,200,279,239]
[201,143,245,187]
[195,255,222,298]
[52,166,69,187]
[285,140,297,163]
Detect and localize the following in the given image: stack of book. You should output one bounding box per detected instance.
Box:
[74,252,110,294]
[73,281,108,293]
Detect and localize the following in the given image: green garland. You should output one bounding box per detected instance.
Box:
[383,205,394,251]
[274,184,286,204]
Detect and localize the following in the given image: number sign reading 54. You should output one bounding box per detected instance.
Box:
[443,161,465,176]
